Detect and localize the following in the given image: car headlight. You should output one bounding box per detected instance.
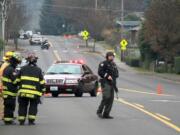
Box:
[66,79,78,84]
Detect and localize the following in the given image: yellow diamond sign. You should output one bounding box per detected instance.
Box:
[120,39,128,51]
[82,30,89,40]
[82,30,89,37]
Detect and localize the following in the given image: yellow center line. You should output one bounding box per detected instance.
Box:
[134,103,144,108]
[156,113,171,121]
[53,50,61,61]
[119,87,174,97]
[116,98,180,133]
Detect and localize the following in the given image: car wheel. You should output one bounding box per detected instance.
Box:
[75,82,83,97]
[90,82,98,97]
[52,93,59,97]
[75,92,83,97]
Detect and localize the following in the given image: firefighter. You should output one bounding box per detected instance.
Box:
[0,51,14,93]
[17,52,45,125]
[2,52,22,125]
[97,52,119,119]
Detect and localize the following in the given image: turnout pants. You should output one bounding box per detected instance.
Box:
[97,82,114,116]
[3,96,16,123]
[18,97,40,122]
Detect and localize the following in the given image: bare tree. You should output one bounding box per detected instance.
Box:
[144,0,180,64]
[5,1,28,48]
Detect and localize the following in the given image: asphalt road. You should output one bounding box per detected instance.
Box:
[0,36,180,135]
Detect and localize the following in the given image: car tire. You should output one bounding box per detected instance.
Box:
[75,82,83,97]
[75,92,83,97]
[52,93,59,97]
[90,82,98,97]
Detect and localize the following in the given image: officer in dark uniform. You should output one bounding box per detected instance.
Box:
[17,52,45,125]
[2,52,22,125]
[97,52,119,119]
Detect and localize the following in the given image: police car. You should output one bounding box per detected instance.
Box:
[44,60,98,97]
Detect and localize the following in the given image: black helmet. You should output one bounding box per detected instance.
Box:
[106,52,115,59]
[10,52,22,64]
[26,52,38,64]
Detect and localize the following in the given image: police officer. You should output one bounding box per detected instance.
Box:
[97,52,119,119]
[17,52,45,125]
[2,52,22,125]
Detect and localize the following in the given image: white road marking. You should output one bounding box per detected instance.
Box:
[119,87,173,97]
[150,100,180,103]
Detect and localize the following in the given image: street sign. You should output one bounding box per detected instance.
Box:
[82,30,89,40]
[120,39,128,51]
[82,30,89,37]
[121,47,127,51]
[83,36,88,40]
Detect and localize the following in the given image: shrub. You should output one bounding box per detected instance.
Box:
[155,65,166,73]
[125,57,140,67]
[174,57,180,74]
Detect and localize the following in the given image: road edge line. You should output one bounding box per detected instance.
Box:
[119,87,174,97]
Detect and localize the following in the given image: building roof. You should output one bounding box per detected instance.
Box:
[116,21,141,27]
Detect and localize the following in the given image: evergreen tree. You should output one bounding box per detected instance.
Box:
[40,0,66,35]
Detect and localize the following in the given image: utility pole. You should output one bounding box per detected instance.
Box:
[95,0,98,10]
[92,0,98,51]
[1,0,6,41]
[0,0,10,55]
[120,0,125,61]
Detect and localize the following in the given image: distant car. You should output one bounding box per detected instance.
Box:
[44,60,99,97]
[19,33,29,39]
[26,31,33,37]
[19,35,24,39]
[16,58,27,71]
[29,34,43,45]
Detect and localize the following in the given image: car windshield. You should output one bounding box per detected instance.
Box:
[46,64,82,74]
[32,35,41,38]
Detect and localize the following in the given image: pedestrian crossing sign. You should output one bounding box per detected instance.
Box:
[82,30,89,40]
[120,39,128,51]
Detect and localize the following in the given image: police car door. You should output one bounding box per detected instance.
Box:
[82,65,92,92]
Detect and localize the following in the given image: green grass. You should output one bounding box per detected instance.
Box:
[133,67,152,73]
[97,41,114,50]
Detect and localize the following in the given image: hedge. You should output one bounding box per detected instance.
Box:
[175,57,180,74]
[125,57,140,67]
